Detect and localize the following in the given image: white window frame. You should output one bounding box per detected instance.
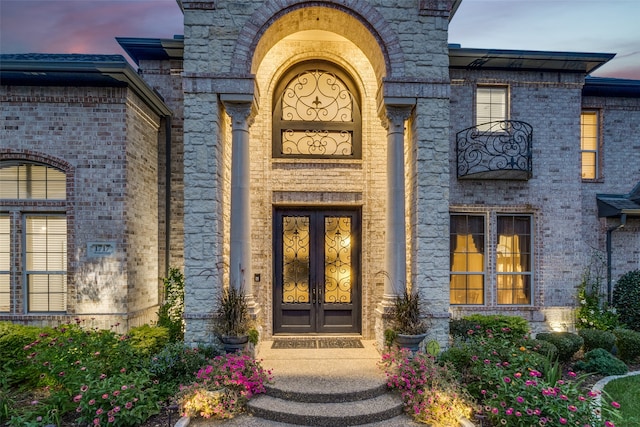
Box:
[580,110,600,180]
[476,85,509,131]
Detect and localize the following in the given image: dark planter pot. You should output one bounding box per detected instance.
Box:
[395,333,427,352]
[221,335,249,353]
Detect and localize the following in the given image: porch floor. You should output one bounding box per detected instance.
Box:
[187,340,419,426]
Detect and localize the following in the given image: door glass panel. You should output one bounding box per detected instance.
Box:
[282,216,310,303]
[324,216,351,303]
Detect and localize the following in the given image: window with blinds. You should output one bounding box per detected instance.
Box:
[0,216,9,312]
[476,86,508,131]
[581,110,599,180]
[0,162,66,200]
[25,216,67,312]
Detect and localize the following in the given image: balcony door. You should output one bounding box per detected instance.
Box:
[274,208,361,334]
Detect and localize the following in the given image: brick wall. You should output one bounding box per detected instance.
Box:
[0,84,161,330]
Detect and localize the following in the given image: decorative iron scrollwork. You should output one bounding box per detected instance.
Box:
[456,120,533,180]
[324,217,352,304]
[282,216,310,303]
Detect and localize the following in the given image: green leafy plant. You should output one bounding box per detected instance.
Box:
[452,314,530,340]
[383,328,397,348]
[613,328,640,363]
[535,332,584,362]
[612,269,640,332]
[578,328,616,353]
[390,290,428,335]
[247,328,259,346]
[574,348,628,376]
[576,255,620,331]
[128,324,170,356]
[528,338,559,362]
[157,267,185,342]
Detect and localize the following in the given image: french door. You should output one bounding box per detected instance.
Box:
[273,208,361,334]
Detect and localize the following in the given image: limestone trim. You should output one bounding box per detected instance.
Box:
[231,0,403,79]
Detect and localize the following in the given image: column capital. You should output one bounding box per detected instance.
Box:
[221,95,258,128]
[379,103,414,131]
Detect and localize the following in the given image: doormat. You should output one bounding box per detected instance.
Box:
[271,338,363,349]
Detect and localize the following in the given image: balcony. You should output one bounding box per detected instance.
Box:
[456,120,533,180]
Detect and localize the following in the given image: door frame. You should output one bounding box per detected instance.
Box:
[272,206,362,335]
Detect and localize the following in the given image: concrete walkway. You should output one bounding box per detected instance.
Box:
[185,340,419,426]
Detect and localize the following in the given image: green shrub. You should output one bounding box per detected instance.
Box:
[535,332,583,362]
[0,322,44,386]
[579,328,616,353]
[456,314,530,340]
[157,267,185,342]
[612,269,640,332]
[574,348,628,376]
[128,324,170,356]
[449,318,476,338]
[613,328,640,363]
[528,338,559,362]
[438,343,473,371]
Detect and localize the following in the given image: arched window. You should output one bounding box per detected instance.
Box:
[0,160,67,313]
[273,61,361,158]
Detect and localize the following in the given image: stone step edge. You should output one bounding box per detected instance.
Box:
[265,381,388,403]
[247,392,404,427]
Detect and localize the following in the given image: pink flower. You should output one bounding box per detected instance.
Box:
[89,399,96,405]
[568,405,577,412]
[96,408,104,415]
[516,396,524,403]
[611,401,621,409]
[102,393,109,399]
[93,419,100,426]
[73,394,83,403]
[81,385,89,392]
[568,371,577,377]
[125,401,133,409]
[503,377,511,383]
[560,417,567,424]
[605,422,615,427]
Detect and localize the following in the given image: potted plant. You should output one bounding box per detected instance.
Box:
[212,286,254,353]
[387,289,429,352]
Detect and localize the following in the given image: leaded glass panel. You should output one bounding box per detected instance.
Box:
[282,216,310,303]
[324,217,351,304]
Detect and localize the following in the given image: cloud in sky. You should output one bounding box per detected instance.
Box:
[0,0,183,55]
[1,0,638,79]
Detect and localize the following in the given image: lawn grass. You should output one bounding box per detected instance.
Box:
[604,374,640,427]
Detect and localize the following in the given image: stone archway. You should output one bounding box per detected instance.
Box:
[231,0,404,83]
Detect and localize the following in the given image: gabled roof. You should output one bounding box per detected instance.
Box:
[0,53,171,117]
[597,182,640,218]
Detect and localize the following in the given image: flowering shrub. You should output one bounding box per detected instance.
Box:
[457,328,621,426]
[379,348,474,425]
[14,320,162,426]
[177,353,272,419]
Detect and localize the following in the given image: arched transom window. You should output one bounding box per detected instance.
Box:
[273,62,361,158]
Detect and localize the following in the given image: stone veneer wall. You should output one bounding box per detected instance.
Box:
[182,0,453,346]
[0,85,161,332]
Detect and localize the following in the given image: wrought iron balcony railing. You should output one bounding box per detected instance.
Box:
[456,120,533,180]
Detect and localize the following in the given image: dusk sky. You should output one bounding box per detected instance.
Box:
[1,0,639,79]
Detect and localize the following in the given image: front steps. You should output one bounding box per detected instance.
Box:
[247,377,407,426]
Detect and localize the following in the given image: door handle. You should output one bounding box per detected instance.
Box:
[312,288,316,304]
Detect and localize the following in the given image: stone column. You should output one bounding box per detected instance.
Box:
[221,95,258,313]
[382,104,414,299]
